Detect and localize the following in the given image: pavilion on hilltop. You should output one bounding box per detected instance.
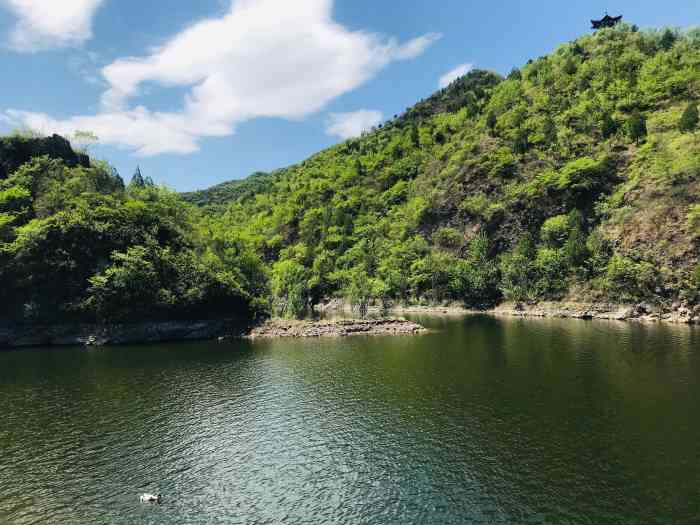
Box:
[591,13,623,30]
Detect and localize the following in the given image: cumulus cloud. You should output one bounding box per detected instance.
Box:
[2,0,104,52]
[4,0,441,155]
[326,109,383,139]
[438,62,473,88]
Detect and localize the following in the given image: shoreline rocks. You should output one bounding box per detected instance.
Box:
[2,299,697,350]
[491,301,700,325]
[319,299,700,326]
[246,318,427,339]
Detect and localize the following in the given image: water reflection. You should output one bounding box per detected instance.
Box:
[1,316,699,524]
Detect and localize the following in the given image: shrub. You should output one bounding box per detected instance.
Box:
[601,113,618,138]
[693,264,700,290]
[540,215,570,247]
[679,102,699,133]
[534,247,570,298]
[432,226,463,250]
[500,237,538,302]
[602,255,658,302]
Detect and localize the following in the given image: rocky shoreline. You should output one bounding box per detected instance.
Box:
[491,301,700,325]
[2,299,696,349]
[246,318,427,339]
[318,299,700,325]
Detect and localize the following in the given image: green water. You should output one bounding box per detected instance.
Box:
[1,315,700,524]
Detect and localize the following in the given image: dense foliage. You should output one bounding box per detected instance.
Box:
[188,25,700,317]
[0,137,267,325]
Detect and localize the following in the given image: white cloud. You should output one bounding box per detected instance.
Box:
[5,108,203,156]
[326,109,383,140]
[438,62,473,88]
[4,0,441,155]
[2,0,105,52]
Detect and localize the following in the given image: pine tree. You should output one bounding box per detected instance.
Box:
[129,165,153,188]
[679,101,699,133]
[130,166,145,187]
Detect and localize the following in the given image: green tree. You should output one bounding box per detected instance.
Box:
[486,110,498,135]
[129,165,154,188]
[562,57,577,75]
[271,259,310,318]
[343,266,378,318]
[659,29,677,51]
[601,113,618,138]
[626,112,647,144]
[513,128,530,154]
[542,116,557,145]
[499,237,538,302]
[679,101,699,133]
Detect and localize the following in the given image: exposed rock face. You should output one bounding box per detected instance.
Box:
[0,319,247,349]
[247,318,427,339]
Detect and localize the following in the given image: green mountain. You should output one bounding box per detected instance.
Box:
[182,170,278,209]
[1,24,699,327]
[188,25,700,317]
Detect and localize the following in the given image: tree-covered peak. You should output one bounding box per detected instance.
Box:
[193,25,700,317]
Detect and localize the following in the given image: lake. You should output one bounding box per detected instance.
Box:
[1,315,699,524]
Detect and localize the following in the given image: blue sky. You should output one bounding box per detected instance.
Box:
[0,0,698,191]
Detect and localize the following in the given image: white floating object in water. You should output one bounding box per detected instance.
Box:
[140,493,162,503]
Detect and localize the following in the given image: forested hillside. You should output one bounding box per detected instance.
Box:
[190,25,700,317]
[2,25,700,325]
[0,134,267,325]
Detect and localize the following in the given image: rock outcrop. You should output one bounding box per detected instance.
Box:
[246,318,427,339]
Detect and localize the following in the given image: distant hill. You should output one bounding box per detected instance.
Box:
[182,171,277,209]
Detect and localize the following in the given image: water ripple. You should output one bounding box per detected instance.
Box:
[1,319,699,523]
